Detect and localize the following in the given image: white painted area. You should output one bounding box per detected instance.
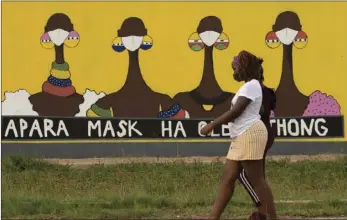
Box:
[48,29,69,46]
[75,89,106,116]
[199,31,220,46]
[121,36,143,51]
[2,89,38,116]
[275,28,298,45]
[184,110,190,119]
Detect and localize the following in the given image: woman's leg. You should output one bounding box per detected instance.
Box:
[262,156,267,179]
[241,160,277,219]
[209,159,241,220]
[238,168,261,207]
[238,144,270,207]
[262,146,269,179]
[263,133,274,179]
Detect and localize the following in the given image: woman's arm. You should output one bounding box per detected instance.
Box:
[211,96,251,128]
[201,81,260,135]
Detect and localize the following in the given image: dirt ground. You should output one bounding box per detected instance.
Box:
[45,154,345,167]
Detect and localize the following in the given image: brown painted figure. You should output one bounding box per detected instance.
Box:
[173,16,235,118]
[29,13,84,116]
[265,11,309,116]
[88,17,187,118]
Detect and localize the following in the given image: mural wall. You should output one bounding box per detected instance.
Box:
[2,2,346,141]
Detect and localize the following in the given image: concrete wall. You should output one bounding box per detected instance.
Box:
[2,142,346,158]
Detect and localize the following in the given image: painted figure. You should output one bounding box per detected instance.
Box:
[265,11,340,117]
[87,17,188,118]
[173,16,234,118]
[29,13,84,116]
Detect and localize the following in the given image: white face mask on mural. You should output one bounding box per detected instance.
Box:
[199,31,220,47]
[121,36,143,52]
[275,28,298,45]
[48,29,69,46]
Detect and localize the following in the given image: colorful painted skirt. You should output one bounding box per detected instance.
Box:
[227,120,268,161]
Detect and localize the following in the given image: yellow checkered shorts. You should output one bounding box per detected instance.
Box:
[227,120,268,161]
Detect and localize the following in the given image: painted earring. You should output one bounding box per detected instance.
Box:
[214,32,230,50]
[140,35,153,50]
[64,31,80,48]
[112,37,126,52]
[188,32,204,52]
[40,32,54,49]
[265,31,281,49]
[294,31,308,49]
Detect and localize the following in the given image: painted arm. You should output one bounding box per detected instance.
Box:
[158,104,189,119]
[158,96,190,119]
[86,96,114,117]
[87,104,114,117]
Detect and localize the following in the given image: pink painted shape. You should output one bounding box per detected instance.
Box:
[303,90,341,116]
[40,32,50,41]
[68,31,79,38]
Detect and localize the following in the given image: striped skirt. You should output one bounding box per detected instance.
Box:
[227,120,268,161]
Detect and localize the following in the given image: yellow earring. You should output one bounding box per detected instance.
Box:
[294,31,308,49]
[64,31,80,48]
[40,33,54,49]
[140,35,153,50]
[265,31,281,49]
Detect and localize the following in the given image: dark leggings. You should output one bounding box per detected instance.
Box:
[238,124,274,207]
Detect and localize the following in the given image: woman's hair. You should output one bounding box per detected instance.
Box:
[259,59,264,82]
[232,51,264,82]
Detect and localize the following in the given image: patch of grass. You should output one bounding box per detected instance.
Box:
[2,156,347,219]
[2,156,71,172]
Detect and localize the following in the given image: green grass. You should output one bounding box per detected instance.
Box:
[2,156,347,219]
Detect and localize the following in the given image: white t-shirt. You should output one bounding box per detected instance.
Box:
[229,79,262,138]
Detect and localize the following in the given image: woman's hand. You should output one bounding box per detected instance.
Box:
[200,123,214,136]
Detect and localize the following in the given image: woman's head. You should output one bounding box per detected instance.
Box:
[232,50,263,82]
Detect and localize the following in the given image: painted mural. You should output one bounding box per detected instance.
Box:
[86,17,188,118]
[1,2,346,140]
[265,11,341,117]
[173,16,234,118]
[30,13,84,116]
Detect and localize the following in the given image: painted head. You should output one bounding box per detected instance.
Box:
[40,13,80,49]
[232,51,263,82]
[188,16,230,51]
[112,17,153,53]
[265,11,308,49]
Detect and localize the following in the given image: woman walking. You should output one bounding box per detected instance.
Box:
[200,51,277,220]
[238,60,277,209]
